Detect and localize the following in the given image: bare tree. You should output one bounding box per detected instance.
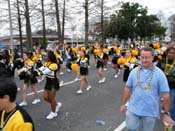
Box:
[54,0,62,43]
[61,0,66,44]
[25,0,32,50]
[41,0,46,45]
[16,0,23,55]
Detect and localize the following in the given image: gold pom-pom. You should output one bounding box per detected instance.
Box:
[81,47,86,51]
[157,55,162,60]
[32,56,38,62]
[72,48,78,53]
[114,47,119,53]
[94,49,100,55]
[132,50,138,56]
[103,48,108,53]
[117,58,126,65]
[71,63,78,71]
[153,43,160,49]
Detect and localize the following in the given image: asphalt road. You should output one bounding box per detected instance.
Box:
[14,57,168,131]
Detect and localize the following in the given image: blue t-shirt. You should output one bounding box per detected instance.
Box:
[126,66,170,118]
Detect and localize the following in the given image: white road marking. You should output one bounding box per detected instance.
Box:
[62,80,76,86]
[27,80,76,96]
[113,121,126,131]
[27,89,44,96]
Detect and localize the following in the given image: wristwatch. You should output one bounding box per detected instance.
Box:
[164,112,170,116]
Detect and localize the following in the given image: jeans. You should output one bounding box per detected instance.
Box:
[126,111,156,131]
[170,89,175,120]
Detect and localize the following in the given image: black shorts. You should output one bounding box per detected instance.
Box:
[112,56,119,64]
[123,68,130,82]
[80,67,88,76]
[24,73,37,84]
[96,61,104,69]
[45,78,60,91]
[36,61,43,69]
[103,53,108,60]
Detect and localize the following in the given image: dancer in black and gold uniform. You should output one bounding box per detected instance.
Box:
[96,48,106,83]
[54,49,64,75]
[32,47,43,69]
[38,51,62,120]
[54,49,64,86]
[76,50,91,94]
[18,52,40,106]
[0,78,34,131]
[123,49,136,83]
[102,45,109,71]
[0,49,14,78]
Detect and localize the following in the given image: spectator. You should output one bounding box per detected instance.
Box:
[0,78,34,131]
[120,47,174,131]
[157,46,175,121]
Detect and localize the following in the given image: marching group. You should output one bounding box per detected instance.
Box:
[0,42,175,131]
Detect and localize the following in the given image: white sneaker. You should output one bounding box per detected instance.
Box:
[17,88,20,91]
[161,109,165,114]
[76,89,83,94]
[32,99,41,105]
[161,98,164,102]
[60,80,64,87]
[104,68,107,71]
[56,102,62,113]
[41,76,45,81]
[108,61,111,65]
[60,72,64,75]
[114,74,118,78]
[86,85,92,91]
[46,112,57,120]
[38,79,42,83]
[98,80,102,84]
[19,101,27,107]
[88,66,91,68]
[118,69,121,75]
[67,69,71,72]
[101,77,106,83]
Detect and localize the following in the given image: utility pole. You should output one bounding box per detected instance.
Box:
[8,0,14,51]
[84,0,89,45]
[41,0,46,47]
[61,0,66,44]
[101,0,104,45]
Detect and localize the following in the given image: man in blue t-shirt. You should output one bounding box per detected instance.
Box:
[120,47,175,131]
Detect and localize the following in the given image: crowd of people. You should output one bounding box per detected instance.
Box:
[0,41,175,131]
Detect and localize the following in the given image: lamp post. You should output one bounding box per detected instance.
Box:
[7,0,14,50]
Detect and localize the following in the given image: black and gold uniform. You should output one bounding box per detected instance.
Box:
[123,56,136,82]
[0,105,34,131]
[85,48,90,66]
[96,53,104,69]
[0,50,14,78]
[157,58,175,89]
[103,48,109,60]
[19,59,37,84]
[55,52,63,65]
[39,62,59,91]
[32,53,43,69]
[77,56,89,76]
[54,52,63,71]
